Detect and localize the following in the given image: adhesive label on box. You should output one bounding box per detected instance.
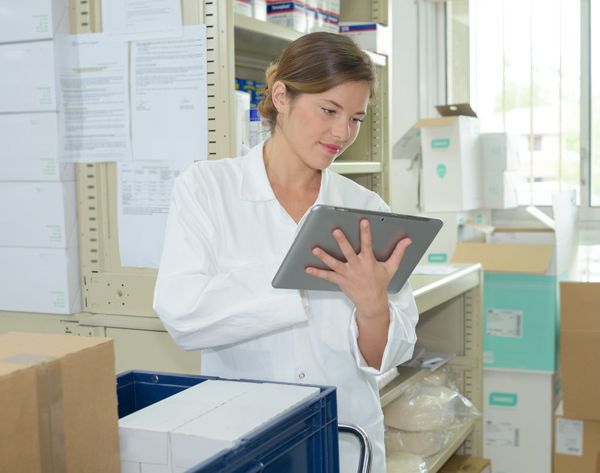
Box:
[555,418,583,456]
[485,420,520,447]
[486,309,523,338]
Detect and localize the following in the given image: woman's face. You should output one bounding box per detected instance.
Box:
[274,80,371,170]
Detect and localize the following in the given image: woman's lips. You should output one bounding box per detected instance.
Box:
[321,143,341,155]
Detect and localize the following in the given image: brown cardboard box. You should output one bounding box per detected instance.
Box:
[560,282,600,420]
[440,455,492,473]
[554,402,600,472]
[0,332,120,473]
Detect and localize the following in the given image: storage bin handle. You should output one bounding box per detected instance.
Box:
[338,423,371,473]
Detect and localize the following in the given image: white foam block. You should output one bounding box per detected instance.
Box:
[119,380,255,465]
[171,383,320,468]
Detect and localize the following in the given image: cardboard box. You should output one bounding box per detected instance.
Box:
[0,181,77,248]
[440,455,491,473]
[483,170,519,210]
[452,192,577,371]
[0,0,68,43]
[419,209,490,264]
[0,39,60,113]
[560,282,600,421]
[484,369,560,473]
[0,332,119,473]
[339,22,390,56]
[554,401,600,472]
[397,104,482,212]
[0,246,81,314]
[0,112,74,181]
[480,132,520,173]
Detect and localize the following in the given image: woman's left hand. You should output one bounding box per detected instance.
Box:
[306,219,411,319]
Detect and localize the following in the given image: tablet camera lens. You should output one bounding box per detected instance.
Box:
[381,217,385,222]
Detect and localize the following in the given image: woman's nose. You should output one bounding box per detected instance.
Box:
[331,118,351,141]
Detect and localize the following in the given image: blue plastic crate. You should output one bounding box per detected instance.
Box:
[116,370,340,473]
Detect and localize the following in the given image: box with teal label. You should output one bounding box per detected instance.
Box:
[484,369,560,473]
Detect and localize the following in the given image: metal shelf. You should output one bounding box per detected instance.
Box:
[330,161,383,175]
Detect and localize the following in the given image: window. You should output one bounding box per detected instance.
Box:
[448,0,581,207]
[592,0,600,206]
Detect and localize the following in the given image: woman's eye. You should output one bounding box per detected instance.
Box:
[353,117,364,123]
[321,107,335,115]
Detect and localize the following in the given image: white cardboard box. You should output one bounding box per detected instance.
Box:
[0,40,60,113]
[0,0,68,43]
[0,113,73,181]
[339,23,390,56]
[483,170,519,209]
[483,369,560,473]
[234,0,252,17]
[480,132,520,173]
[0,246,81,314]
[267,2,307,33]
[0,181,77,248]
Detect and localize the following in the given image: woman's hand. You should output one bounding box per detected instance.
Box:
[306,219,412,320]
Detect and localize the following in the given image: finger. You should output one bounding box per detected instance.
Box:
[385,238,412,272]
[312,247,345,272]
[332,228,357,262]
[359,219,374,257]
[305,266,343,285]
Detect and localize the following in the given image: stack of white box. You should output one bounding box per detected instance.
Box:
[480,133,520,209]
[0,0,81,315]
[119,380,320,473]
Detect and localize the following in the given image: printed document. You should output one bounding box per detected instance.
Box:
[102,0,182,41]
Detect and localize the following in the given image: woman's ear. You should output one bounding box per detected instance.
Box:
[270,80,289,114]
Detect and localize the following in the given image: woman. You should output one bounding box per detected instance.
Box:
[153,32,418,472]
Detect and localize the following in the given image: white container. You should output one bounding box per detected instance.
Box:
[339,22,390,56]
[234,0,252,17]
[0,245,81,314]
[484,369,560,473]
[483,170,519,209]
[235,90,251,156]
[267,1,306,33]
[321,0,340,33]
[0,40,59,113]
[0,113,73,181]
[0,181,77,249]
[252,0,267,21]
[0,0,68,43]
[419,115,482,211]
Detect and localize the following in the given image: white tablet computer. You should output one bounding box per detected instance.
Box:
[272,205,443,293]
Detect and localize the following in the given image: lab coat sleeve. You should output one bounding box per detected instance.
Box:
[347,194,418,375]
[153,170,308,351]
[348,282,418,375]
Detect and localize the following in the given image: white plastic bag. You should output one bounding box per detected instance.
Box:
[384,427,447,457]
[385,451,427,473]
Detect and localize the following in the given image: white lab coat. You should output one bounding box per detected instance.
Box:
[153,143,418,473]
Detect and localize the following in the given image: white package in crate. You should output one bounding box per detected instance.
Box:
[0,245,81,314]
[0,0,68,43]
[119,380,319,472]
[339,23,390,56]
[0,113,73,181]
[0,181,77,248]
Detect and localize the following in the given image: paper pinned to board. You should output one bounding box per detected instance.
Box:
[117,162,180,268]
[131,24,208,169]
[102,0,183,42]
[57,33,131,163]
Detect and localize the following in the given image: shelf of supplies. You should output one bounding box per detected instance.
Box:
[379,367,428,407]
[233,14,386,67]
[330,161,383,174]
[425,418,478,473]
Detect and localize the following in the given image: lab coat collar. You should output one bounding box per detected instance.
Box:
[239,141,344,207]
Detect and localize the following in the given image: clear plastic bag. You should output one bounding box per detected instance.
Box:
[385,451,428,473]
[384,426,447,457]
[383,373,480,432]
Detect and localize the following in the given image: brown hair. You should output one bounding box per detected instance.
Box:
[257,32,376,133]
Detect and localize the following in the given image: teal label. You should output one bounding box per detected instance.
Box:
[428,253,448,263]
[431,138,450,149]
[489,392,518,407]
[436,163,447,179]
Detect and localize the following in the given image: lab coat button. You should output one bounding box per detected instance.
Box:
[298,371,306,379]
